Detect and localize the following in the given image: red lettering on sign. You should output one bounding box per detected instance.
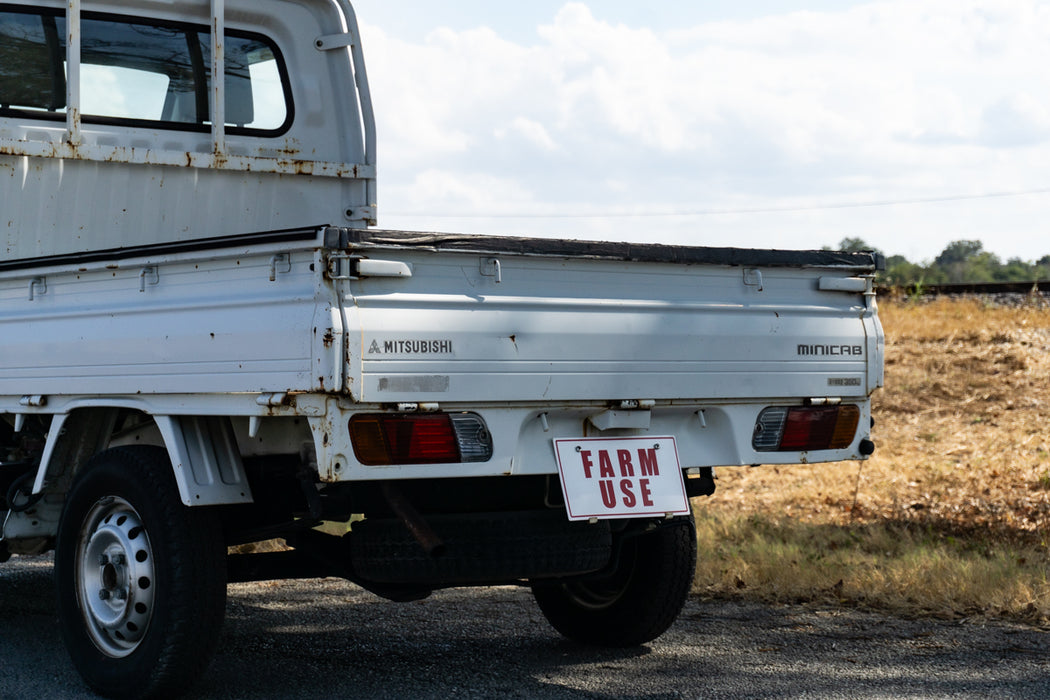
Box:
[580,450,594,479]
[639,478,654,506]
[617,450,634,477]
[598,450,615,478]
[620,479,636,507]
[599,480,616,508]
[638,448,660,476]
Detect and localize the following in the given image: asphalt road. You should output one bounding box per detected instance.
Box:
[2,554,1048,699]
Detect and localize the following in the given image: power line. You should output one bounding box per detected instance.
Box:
[387,186,1050,220]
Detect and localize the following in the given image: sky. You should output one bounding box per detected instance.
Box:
[348,0,1050,263]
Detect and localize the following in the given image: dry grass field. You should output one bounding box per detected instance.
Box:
[692,296,1050,625]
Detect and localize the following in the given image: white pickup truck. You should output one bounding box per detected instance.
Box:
[0,1,884,698]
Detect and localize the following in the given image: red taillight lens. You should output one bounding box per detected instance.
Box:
[753,405,861,452]
[349,414,459,465]
[348,413,493,466]
[780,407,837,450]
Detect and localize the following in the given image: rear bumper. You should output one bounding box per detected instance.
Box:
[309,397,875,483]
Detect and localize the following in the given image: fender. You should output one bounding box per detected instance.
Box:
[153,416,254,506]
[24,410,253,509]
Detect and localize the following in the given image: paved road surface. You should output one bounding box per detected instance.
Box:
[1,555,1048,699]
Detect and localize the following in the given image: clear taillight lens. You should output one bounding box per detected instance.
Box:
[753,405,861,452]
[349,413,493,466]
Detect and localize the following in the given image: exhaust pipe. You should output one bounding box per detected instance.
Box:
[379,482,446,557]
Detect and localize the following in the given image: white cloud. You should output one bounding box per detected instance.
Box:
[359,1,1050,261]
[496,117,558,152]
[979,94,1050,148]
[387,169,538,214]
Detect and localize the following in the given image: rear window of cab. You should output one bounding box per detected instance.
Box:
[0,5,292,136]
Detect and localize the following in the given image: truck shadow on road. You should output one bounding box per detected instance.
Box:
[2,558,1049,699]
[208,579,655,699]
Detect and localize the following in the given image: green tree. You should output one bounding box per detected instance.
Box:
[836,237,883,255]
[1035,256,1050,282]
[933,240,1002,283]
[997,257,1033,282]
[838,239,1050,287]
[882,255,925,287]
[934,240,985,267]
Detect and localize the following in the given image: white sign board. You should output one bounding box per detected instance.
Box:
[553,436,690,521]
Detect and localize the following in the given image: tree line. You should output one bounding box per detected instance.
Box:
[830,238,1050,287]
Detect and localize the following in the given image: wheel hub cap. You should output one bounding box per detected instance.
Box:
[78,498,156,658]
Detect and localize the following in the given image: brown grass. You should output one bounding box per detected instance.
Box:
[693,297,1050,625]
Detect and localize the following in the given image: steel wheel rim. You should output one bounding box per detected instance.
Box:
[75,496,157,658]
[561,540,638,610]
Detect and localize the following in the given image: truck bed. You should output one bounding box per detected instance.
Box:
[338,229,883,404]
[0,227,883,405]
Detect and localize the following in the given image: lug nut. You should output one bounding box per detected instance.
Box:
[99,589,111,600]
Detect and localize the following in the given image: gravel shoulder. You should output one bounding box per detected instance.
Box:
[1,555,1047,699]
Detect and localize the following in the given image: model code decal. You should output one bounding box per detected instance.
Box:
[553,436,690,521]
[368,339,454,355]
[797,344,863,356]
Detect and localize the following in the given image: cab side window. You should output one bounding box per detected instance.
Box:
[0,10,65,112]
[0,6,290,135]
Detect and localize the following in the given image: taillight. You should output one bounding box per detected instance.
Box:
[349,413,493,466]
[752,405,861,452]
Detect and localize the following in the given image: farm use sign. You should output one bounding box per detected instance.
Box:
[553,436,690,521]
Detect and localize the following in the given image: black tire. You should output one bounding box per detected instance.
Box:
[55,446,227,699]
[531,515,696,647]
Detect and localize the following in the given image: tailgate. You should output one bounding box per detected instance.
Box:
[338,236,882,405]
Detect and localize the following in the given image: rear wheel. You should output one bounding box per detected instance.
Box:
[56,446,227,699]
[531,515,696,647]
